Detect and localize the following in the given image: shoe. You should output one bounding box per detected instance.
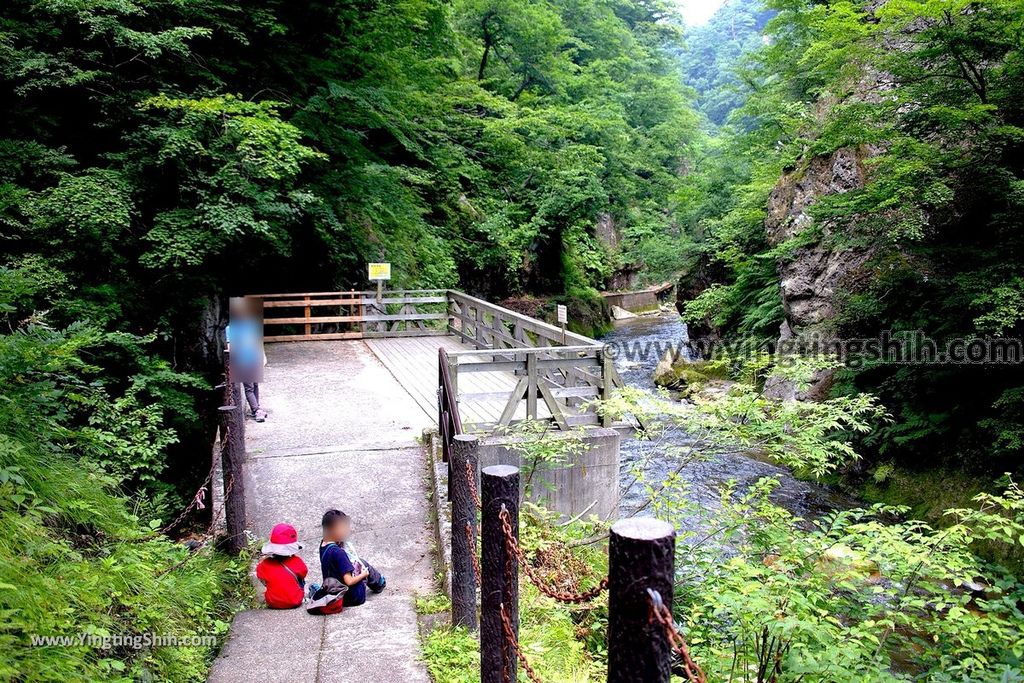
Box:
[254,408,267,422]
[370,575,386,594]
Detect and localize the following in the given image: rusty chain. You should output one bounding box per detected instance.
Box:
[482,498,697,683]
[465,459,482,510]
[156,465,236,577]
[498,506,609,604]
[646,588,707,683]
[126,422,225,544]
[461,458,483,586]
[157,450,217,535]
[501,504,517,683]
[157,369,236,537]
[465,521,481,584]
[500,602,543,683]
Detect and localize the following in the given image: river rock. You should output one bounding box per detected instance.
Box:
[818,544,880,581]
[653,348,682,386]
[610,304,638,320]
[652,354,731,396]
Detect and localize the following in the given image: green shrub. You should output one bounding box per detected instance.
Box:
[0,319,248,681]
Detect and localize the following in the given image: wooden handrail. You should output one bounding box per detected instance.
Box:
[445,345,599,357]
[438,348,463,466]
[251,289,448,298]
[446,290,600,347]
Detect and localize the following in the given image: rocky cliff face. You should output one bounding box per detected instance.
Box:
[765,145,883,339]
[758,145,885,400]
[596,212,645,291]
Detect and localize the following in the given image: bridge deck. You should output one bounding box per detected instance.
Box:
[248,290,615,433]
[365,334,553,429]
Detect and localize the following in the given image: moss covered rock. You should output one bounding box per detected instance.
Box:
[653,353,730,392]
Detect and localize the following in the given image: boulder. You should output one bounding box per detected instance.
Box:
[652,354,730,394]
[610,304,638,320]
[652,347,681,385]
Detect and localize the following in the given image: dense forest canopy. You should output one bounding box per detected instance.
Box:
[0,0,696,496]
[2,0,696,306]
[677,0,775,125]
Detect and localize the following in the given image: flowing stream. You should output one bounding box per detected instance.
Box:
[600,313,853,523]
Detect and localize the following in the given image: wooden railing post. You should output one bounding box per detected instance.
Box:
[448,355,459,403]
[217,382,248,556]
[475,304,486,349]
[607,518,675,683]
[359,290,366,336]
[303,295,311,337]
[481,465,519,683]
[600,347,614,427]
[526,352,538,419]
[451,434,480,631]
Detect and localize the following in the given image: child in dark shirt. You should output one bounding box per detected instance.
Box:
[319,509,386,607]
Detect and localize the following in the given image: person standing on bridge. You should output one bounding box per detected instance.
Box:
[226,297,268,422]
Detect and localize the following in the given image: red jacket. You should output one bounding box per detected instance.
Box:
[256,556,308,609]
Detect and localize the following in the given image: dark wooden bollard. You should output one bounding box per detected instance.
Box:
[217,383,248,556]
[481,465,519,683]
[607,517,676,683]
[450,434,480,631]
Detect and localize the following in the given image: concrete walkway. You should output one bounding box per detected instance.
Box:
[208,341,435,683]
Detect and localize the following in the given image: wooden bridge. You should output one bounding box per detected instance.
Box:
[253,289,624,434]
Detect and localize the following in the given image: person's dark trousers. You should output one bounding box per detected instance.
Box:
[365,562,385,592]
[243,383,260,415]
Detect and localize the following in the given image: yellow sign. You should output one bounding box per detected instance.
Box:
[368,262,391,281]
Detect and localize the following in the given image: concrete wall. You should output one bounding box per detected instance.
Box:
[424,426,621,600]
[601,290,660,313]
[477,427,620,520]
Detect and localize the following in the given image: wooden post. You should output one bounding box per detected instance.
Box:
[600,348,614,427]
[475,304,485,349]
[303,295,311,337]
[607,518,675,683]
[526,352,537,419]
[481,465,519,683]
[448,355,459,405]
[451,435,480,631]
[217,383,248,556]
[359,291,367,337]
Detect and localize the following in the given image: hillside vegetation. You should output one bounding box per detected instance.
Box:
[674,0,1024,485]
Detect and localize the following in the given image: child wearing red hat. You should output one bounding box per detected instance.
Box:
[256,523,308,609]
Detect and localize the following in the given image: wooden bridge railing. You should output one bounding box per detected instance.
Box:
[255,289,449,342]
[438,347,463,465]
[444,291,624,430]
[249,289,624,430]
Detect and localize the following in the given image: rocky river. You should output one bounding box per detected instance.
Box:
[601,312,853,524]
